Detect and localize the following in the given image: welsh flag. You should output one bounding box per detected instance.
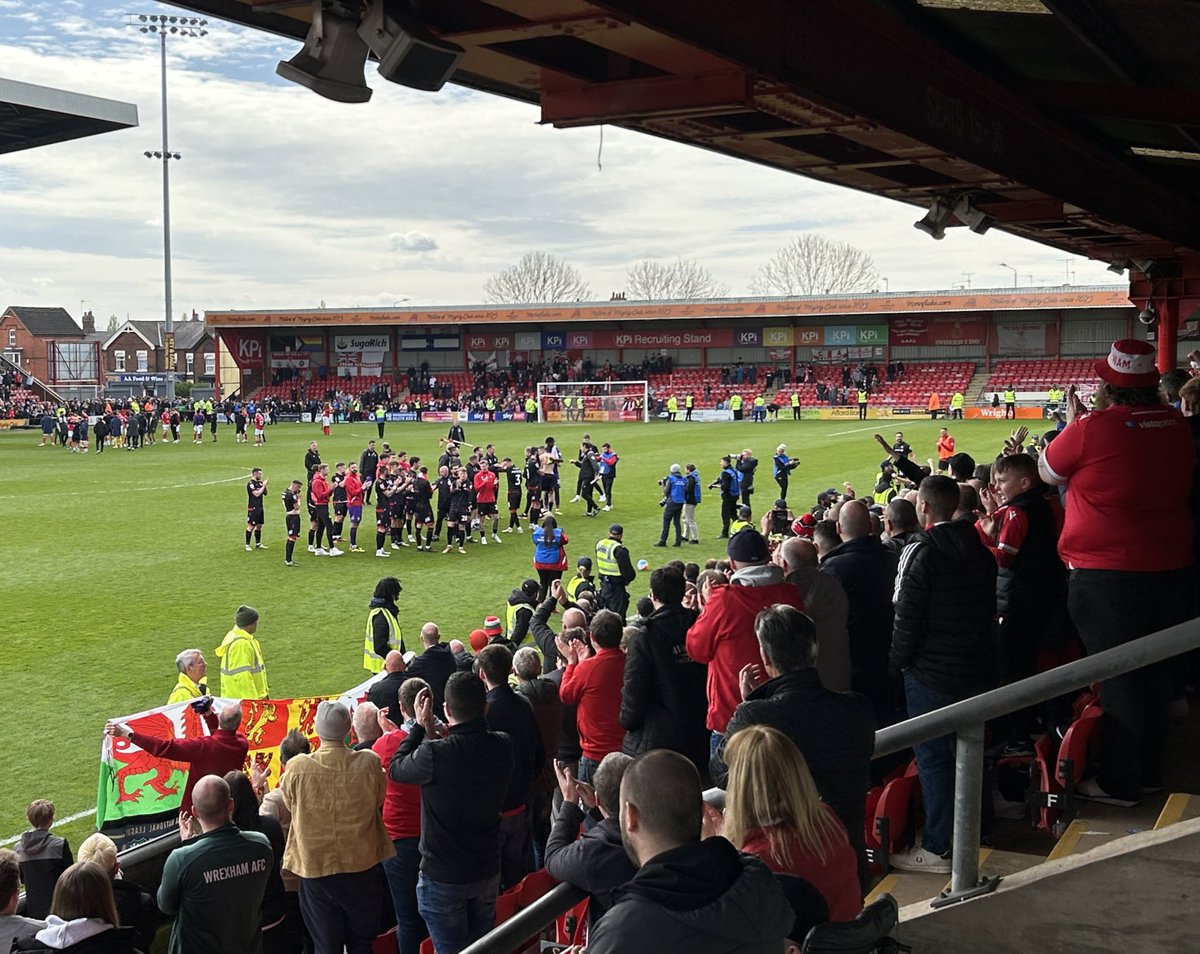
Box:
[96,675,380,846]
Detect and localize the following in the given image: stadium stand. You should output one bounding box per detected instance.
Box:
[982,358,1097,394]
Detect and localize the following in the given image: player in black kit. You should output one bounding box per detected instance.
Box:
[442,466,472,555]
[283,480,302,565]
[410,466,435,550]
[304,441,321,552]
[500,457,525,533]
[245,468,268,551]
[373,463,394,559]
[331,462,349,546]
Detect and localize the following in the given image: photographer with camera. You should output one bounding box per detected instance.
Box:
[655,464,687,548]
[105,698,248,816]
[709,455,741,538]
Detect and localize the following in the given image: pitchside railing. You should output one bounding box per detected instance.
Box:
[459,615,1200,952]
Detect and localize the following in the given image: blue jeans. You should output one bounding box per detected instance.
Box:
[709,730,725,759]
[416,871,499,954]
[904,672,956,855]
[382,838,427,954]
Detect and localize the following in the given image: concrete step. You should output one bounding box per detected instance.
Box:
[866,848,1045,908]
[1045,792,1168,863]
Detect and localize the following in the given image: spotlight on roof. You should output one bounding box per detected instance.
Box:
[276,1,373,104]
[914,197,952,241]
[1137,301,1158,326]
[357,0,465,92]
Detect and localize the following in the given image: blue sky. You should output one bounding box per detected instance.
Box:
[0,0,1121,324]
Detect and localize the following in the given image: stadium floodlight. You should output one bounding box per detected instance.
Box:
[357,0,465,92]
[276,1,373,104]
[953,195,994,235]
[914,197,952,240]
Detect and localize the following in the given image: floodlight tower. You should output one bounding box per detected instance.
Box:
[131,13,208,399]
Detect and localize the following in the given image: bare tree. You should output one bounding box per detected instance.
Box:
[483,251,591,304]
[625,258,729,300]
[750,234,879,296]
[106,314,119,332]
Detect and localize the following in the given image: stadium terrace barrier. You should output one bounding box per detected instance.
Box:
[457,616,1200,951]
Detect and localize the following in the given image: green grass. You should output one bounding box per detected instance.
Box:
[0,415,1020,849]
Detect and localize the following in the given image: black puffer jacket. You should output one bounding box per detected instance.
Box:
[995,485,1068,639]
[889,520,997,695]
[619,602,708,775]
[587,838,793,954]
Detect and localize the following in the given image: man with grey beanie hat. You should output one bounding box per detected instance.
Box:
[280,700,393,954]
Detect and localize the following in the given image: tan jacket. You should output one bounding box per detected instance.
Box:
[279,741,393,878]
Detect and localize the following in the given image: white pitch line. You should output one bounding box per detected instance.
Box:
[825,425,882,437]
[0,807,96,847]
[0,473,249,501]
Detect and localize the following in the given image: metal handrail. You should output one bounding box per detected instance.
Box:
[460,615,1200,949]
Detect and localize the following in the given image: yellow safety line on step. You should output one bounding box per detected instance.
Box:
[1046,820,1088,861]
[941,847,992,893]
[865,874,900,904]
[1154,793,1190,830]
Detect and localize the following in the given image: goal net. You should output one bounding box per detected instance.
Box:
[537,380,650,423]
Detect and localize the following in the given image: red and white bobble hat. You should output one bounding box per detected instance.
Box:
[1094,338,1160,389]
[483,615,503,637]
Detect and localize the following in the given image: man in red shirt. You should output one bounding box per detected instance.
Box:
[1041,339,1196,806]
[558,610,625,785]
[373,677,442,954]
[686,529,805,755]
[104,702,248,816]
[473,466,501,545]
[310,463,342,557]
[935,427,955,471]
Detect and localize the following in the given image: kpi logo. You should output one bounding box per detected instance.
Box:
[238,338,262,358]
[570,334,588,347]
[470,337,486,348]
[831,330,853,343]
[545,335,564,348]
[616,334,632,346]
[860,330,878,341]
[737,331,757,345]
[494,337,511,348]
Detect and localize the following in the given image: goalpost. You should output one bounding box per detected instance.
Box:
[536,380,651,423]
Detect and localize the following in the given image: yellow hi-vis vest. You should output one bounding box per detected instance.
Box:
[596,538,621,578]
[790,393,800,407]
[565,574,591,601]
[216,627,269,699]
[1005,390,1016,403]
[730,395,743,410]
[375,407,385,421]
[506,600,534,637]
[858,389,868,405]
[363,606,401,673]
[951,392,964,409]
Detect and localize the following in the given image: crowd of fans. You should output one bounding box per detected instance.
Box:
[4,338,1199,954]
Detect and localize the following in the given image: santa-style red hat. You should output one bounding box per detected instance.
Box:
[1095,338,1159,388]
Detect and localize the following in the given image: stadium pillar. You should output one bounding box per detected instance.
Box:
[1156,296,1178,374]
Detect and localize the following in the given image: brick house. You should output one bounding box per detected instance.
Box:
[0,306,88,384]
[103,317,215,388]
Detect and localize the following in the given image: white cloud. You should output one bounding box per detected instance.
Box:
[0,0,1122,322]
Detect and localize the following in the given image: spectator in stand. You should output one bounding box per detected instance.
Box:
[223,771,293,954]
[686,529,804,756]
[819,501,899,725]
[13,862,140,954]
[402,623,456,715]
[512,647,562,868]
[505,579,540,648]
[586,751,793,954]
[618,567,709,778]
[105,702,247,817]
[367,650,411,729]
[15,801,72,921]
[351,703,384,751]
[888,475,997,873]
[531,589,587,671]
[280,701,393,954]
[156,775,272,953]
[260,730,310,952]
[718,725,861,924]
[75,836,156,954]
[545,753,637,932]
[558,611,627,785]
[881,498,920,556]
[1040,341,1196,805]
[712,605,874,889]
[374,677,439,954]
[477,645,543,890]
[388,674,514,954]
[774,538,851,693]
[0,849,44,952]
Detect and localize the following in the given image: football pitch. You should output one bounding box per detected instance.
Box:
[0,415,1021,848]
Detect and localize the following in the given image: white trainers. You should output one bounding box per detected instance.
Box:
[376,548,390,557]
[480,536,488,546]
[408,534,416,543]
[314,547,329,556]
[502,527,514,533]
[307,544,317,553]
[518,525,524,533]
[602,505,612,512]
[570,495,581,503]
[889,845,951,874]
[492,534,502,543]
[245,544,252,551]
[328,547,344,557]
[391,542,400,550]
[255,543,268,550]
